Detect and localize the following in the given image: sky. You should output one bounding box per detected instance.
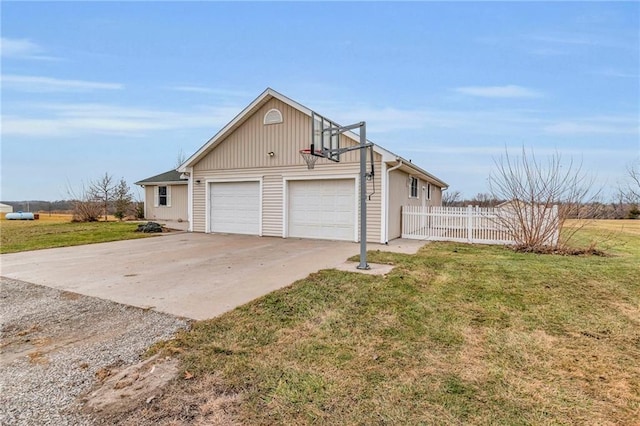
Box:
[1,1,639,202]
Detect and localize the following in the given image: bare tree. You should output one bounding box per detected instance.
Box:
[622,161,640,203]
[488,148,601,250]
[176,149,187,168]
[442,190,461,207]
[67,181,102,222]
[89,173,116,221]
[471,192,501,207]
[113,178,133,221]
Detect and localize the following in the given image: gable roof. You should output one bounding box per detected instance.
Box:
[179,88,448,188]
[135,170,187,186]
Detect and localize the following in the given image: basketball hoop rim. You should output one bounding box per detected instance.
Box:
[299,148,324,157]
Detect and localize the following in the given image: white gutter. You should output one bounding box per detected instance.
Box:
[384,158,404,244]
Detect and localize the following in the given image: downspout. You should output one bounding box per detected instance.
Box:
[183,168,193,232]
[385,158,403,244]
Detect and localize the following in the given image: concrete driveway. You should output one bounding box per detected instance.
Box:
[0,233,418,320]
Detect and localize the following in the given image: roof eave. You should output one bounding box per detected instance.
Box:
[135,180,188,186]
[384,157,449,189]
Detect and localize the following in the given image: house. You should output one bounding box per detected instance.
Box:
[172,88,448,243]
[135,170,188,226]
[0,203,14,214]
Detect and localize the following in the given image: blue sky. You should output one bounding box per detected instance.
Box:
[2,1,638,201]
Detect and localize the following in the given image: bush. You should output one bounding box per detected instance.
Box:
[72,200,102,222]
[134,202,145,220]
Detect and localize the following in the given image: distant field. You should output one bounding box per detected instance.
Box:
[0,213,151,254]
[571,218,640,236]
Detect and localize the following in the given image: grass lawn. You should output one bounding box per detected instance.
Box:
[0,214,153,254]
[119,220,640,425]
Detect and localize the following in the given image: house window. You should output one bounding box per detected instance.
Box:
[159,186,168,206]
[263,108,283,125]
[410,177,419,198]
[155,186,171,207]
[426,183,431,200]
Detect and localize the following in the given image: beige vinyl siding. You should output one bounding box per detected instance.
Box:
[262,174,283,237]
[194,98,363,172]
[191,97,383,242]
[144,184,188,221]
[430,185,442,206]
[387,170,442,240]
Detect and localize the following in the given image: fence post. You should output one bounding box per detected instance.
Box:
[467,205,473,242]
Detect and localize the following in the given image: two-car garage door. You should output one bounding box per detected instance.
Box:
[208,179,355,241]
[288,179,355,241]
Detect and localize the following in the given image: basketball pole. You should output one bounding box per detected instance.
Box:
[312,115,371,270]
[358,122,369,270]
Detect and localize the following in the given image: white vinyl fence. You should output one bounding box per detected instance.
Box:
[401,205,559,246]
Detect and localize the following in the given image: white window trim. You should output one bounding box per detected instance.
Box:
[409,176,419,199]
[155,185,171,207]
[263,108,283,125]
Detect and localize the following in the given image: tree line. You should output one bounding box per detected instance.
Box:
[443,159,640,220]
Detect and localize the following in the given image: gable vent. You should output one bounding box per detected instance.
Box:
[263,108,283,125]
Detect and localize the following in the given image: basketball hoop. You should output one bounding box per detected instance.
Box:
[299,149,322,169]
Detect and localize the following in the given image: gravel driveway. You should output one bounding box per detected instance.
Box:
[0,277,189,425]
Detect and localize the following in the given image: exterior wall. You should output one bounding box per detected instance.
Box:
[0,204,13,213]
[387,169,442,240]
[191,97,382,242]
[144,184,188,222]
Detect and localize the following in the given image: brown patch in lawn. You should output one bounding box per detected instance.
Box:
[91,372,241,425]
[612,301,640,324]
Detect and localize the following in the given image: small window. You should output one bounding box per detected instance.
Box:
[263,108,283,125]
[410,177,419,198]
[426,183,431,200]
[155,186,171,207]
[158,186,168,206]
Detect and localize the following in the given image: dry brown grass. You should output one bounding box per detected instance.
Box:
[566,218,640,236]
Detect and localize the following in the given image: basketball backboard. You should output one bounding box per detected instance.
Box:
[311,112,340,162]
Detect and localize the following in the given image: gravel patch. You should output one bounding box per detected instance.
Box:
[0,277,190,425]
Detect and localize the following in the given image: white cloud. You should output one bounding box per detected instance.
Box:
[1,102,240,137]
[526,32,634,50]
[594,69,639,79]
[454,85,543,99]
[1,75,123,92]
[169,86,251,97]
[544,120,639,136]
[316,101,545,136]
[0,37,58,60]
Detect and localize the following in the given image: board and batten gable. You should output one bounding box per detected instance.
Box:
[191,97,383,242]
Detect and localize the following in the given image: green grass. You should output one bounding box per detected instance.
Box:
[138,223,640,425]
[0,219,153,253]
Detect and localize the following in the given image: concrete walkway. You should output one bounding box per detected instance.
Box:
[0,233,425,320]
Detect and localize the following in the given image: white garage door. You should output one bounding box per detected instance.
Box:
[288,179,355,241]
[209,181,260,235]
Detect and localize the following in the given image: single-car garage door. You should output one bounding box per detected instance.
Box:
[288,179,355,241]
[209,181,260,235]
